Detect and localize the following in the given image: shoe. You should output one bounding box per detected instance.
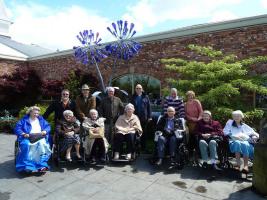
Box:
[114,152,119,160]
[170,157,176,166]
[202,162,208,169]
[242,166,249,174]
[126,153,131,160]
[155,158,163,166]
[212,164,222,171]
[100,157,106,163]
[66,157,72,162]
[91,157,96,164]
[39,167,48,172]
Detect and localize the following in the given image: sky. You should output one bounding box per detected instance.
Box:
[3,0,267,51]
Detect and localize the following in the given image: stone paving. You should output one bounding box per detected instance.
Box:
[0,133,266,200]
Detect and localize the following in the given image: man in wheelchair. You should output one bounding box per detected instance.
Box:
[113,103,142,161]
[154,106,186,167]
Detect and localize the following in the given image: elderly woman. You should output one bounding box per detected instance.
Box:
[82,109,108,163]
[223,110,259,173]
[196,111,223,169]
[185,90,203,133]
[114,103,142,160]
[14,106,51,173]
[56,110,81,162]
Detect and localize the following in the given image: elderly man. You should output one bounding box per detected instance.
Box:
[130,84,152,151]
[99,87,124,143]
[75,84,96,122]
[163,88,185,119]
[155,106,184,166]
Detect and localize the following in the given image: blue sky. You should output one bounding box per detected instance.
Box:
[4,0,267,50]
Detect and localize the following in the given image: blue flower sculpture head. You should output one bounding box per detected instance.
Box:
[74,30,107,64]
[106,20,142,60]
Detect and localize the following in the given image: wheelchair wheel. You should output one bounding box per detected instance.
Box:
[14,140,19,165]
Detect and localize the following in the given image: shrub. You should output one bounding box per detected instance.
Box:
[162,45,267,131]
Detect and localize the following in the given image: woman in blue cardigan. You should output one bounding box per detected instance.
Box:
[14,106,52,173]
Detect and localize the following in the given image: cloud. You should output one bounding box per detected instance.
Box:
[8,2,113,51]
[122,0,242,28]
[209,10,238,22]
[261,0,267,8]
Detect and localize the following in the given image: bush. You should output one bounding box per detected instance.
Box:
[162,45,267,131]
[0,110,17,133]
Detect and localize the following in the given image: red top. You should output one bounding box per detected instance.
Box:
[196,119,223,136]
[185,99,203,122]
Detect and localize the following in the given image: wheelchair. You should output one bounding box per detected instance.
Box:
[151,116,189,169]
[80,126,109,166]
[14,139,20,165]
[52,129,85,167]
[110,131,141,163]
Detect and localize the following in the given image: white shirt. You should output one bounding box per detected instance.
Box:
[223,119,258,138]
[29,118,42,134]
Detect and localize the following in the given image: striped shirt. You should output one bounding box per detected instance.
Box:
[163,96,185,118]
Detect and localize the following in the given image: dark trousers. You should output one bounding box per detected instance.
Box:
[140,120,148,150]
[114,133,135,154]
[91,138,105,158]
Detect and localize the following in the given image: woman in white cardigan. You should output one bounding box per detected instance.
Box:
[223,110,259,173]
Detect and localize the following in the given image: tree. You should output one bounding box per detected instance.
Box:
[161,44,267,127]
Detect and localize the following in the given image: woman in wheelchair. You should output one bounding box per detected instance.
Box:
[196,110,223,170]
[14,106,51,173]
[113,103,142,160]
[55,110,81,162]
[154,106,185,166]
[82,109,108,163]
[223,110,259,173]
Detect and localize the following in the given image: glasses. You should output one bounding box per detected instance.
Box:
[136,88,142,90]
[62,93,69,96]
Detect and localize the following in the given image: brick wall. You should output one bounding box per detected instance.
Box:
[2,24,267,89]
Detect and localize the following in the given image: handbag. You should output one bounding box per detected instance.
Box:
[29,133,45,143]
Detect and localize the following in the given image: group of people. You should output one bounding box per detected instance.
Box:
[14,84,259,174]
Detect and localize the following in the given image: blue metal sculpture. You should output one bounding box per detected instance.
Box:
[73,20,142,91]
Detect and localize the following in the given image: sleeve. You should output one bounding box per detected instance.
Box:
[223,120,232,136]
[82,120,90,130]
[115,116,127,132]
[195,121,204,136]
[98,99,104,117]
[73,122,80,134]
[41,118,51,134]
[163,98,168,114]
[178,99,185,118]
[134,116,143,135]
[119,98,124,115]
[43,102,55,119]
[14,118,25,137]
[75,97,85,120]
[147,96,152,119]
[196,100,203,119]
[212,121,223,136]
[91,96,96,109]
[243,124,258,136]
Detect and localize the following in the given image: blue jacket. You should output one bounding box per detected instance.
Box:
[130,92,152,122]
[14,115,51,141]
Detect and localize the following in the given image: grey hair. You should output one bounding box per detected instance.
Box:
[125,103,135,111]
[170,88,177,94]
[63,110,73,117]
[106,87,115,92]
[167,106,175,112]
[26,106,41,114]
[232,110,244,118]
[89,109,98,116]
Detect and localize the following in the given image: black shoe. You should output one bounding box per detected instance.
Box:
[100,157,106,163]
[90,157,96,164]
[170,157,176,166]
[212,163,222,171]
[202,162,208,169]
[155,158,163,166]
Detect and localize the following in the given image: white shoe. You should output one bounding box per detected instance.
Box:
[126,153,131,160]
[114,152,119,160]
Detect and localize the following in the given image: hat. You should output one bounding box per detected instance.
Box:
[81,84,90,90]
